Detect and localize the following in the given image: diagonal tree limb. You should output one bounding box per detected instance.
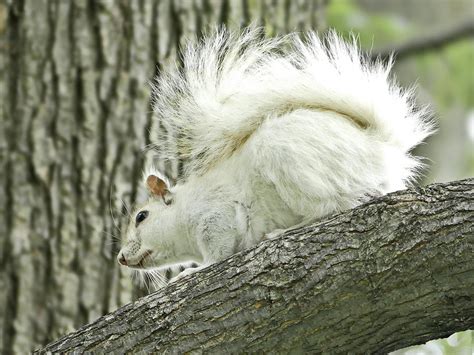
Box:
[371,20,474,61]
[37,178,474,354]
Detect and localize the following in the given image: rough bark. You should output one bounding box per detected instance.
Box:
[37,178,474,354]
[0,1,327,353]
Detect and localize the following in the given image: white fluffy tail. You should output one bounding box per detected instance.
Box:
[152,28,434,180]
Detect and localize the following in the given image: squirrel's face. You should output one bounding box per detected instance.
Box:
[117,173,176,270]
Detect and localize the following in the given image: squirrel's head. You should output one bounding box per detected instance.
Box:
[117,171,177,270]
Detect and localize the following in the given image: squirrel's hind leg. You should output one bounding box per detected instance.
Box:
[264,218,318,240]
[264,228,286,240]
[249,109,384,221]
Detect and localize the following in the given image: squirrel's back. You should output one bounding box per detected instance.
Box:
[151,28,434,200]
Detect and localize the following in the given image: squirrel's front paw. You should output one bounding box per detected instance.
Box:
[169,265,206,284]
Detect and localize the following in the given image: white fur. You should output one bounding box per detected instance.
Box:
[118,28,434,284]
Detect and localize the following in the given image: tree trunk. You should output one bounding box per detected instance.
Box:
[0,1,327,353]
[35,178,474,354]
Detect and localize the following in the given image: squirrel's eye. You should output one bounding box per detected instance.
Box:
[135,210,149,226]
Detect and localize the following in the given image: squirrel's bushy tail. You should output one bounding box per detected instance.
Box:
[152,28,434,180]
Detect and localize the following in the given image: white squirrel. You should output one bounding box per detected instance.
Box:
[117,28,434,284]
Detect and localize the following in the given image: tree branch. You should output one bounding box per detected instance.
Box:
[371,20,474,61]
[37,178,474,354]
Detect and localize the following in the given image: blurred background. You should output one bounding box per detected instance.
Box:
[0,0,472,353]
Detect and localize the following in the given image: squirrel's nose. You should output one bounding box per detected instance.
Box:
[117,251,128,266]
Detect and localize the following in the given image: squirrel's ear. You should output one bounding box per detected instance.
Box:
[146,174,172,204]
